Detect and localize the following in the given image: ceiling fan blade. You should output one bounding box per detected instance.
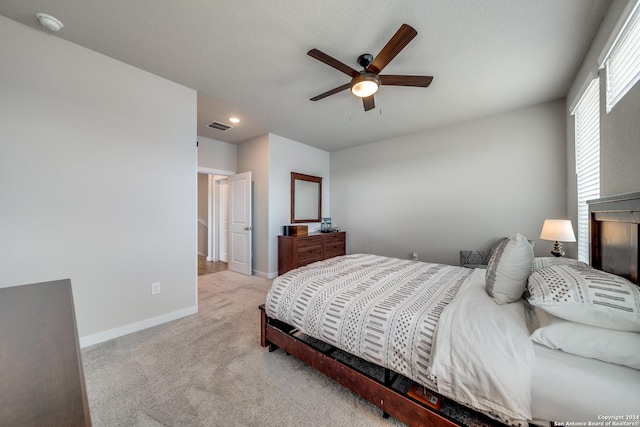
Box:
[307,49,359,77]
[368,24,418,74]
[380,75,433,87]
[362,95,375,111]
[310,83,351,101]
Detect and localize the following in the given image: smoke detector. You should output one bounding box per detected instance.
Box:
[36,13,64,32]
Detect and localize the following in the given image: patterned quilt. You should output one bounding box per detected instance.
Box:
[265,254,472,387]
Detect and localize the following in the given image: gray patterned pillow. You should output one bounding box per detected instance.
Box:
[485,233,534,304]
[527,264,640,332]
[460,250,489,266]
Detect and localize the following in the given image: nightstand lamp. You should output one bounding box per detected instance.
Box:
[540,219,576,257]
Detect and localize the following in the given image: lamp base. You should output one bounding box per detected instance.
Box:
[550,241,565,257]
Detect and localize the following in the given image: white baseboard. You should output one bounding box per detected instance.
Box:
[253,269,278,279]
[79,305,198,348]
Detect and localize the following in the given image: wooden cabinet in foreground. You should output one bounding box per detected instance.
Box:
[278,231,346,275]
[0,279,92,427]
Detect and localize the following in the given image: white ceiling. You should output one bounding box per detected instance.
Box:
[0,0,611,152]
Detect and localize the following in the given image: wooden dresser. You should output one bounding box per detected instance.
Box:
[0,279,92,426]
[278,231,346,275]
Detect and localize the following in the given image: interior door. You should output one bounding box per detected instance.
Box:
[228,171,252,275]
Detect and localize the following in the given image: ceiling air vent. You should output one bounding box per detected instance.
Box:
[207,121,233,132]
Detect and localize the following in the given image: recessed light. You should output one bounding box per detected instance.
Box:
[36,13,64,32]
[229,117,240,123]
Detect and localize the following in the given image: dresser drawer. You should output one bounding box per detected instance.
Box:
[297,247,323,266]
[324,242,345,259]
[323,233,345,259]
[297,236,323,251]
[324,245,345,259]
[278,232,347,275]
[324,233,345,245]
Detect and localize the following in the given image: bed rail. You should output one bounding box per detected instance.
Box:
[260,305,501,427]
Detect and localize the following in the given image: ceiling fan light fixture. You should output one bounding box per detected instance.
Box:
[308,24,427,111]
[351,73,380,98]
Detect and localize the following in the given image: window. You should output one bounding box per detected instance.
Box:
[600,0,640,112]
[572,78,600,263]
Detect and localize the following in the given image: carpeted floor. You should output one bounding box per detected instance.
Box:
[82,270,405,427]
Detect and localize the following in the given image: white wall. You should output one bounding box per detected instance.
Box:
[0,17,197,345]
[601,81,640,196]
[237,134,270,277]
[269,134,331,276]
[197,135,237,173]
[331,100,567,265]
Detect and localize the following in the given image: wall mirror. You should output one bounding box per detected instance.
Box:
[291,172,322,223]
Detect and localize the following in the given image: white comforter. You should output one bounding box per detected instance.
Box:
[266,254,470,386]
[430,268,534,426]
[266,255,534,426]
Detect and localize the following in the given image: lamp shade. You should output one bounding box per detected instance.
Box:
[540,219,576,242]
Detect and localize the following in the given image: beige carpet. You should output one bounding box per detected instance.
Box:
[82,270,405,427]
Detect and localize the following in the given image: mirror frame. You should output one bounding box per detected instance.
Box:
[291,172,322,223]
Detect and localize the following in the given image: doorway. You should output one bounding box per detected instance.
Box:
[198,255,226,275]
[196,169,253,276]
[197,172,229,275]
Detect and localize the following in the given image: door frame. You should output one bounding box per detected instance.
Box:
[214,176,229,263]
[197,167,234,262]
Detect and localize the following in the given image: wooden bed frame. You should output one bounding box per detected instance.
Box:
[260,192,640,426]
[258,308,481,427]
[589,191,640,285]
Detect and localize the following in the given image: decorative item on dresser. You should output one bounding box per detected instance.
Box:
[278,231,346,275]
[282,225,308,236]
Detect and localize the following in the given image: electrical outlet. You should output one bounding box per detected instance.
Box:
[151,282,161,295]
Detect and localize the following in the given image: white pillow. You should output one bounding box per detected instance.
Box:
[532,257,590,272]
[485,233,534,304]
[530,310,640,369]
[527,264,640,332]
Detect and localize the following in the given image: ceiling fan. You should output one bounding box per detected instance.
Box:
[307,24,433,112]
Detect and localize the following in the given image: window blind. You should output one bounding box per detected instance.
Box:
[603,0,640,112]
[573,78,600,263]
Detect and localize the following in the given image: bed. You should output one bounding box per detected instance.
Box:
[260,192,640,427]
